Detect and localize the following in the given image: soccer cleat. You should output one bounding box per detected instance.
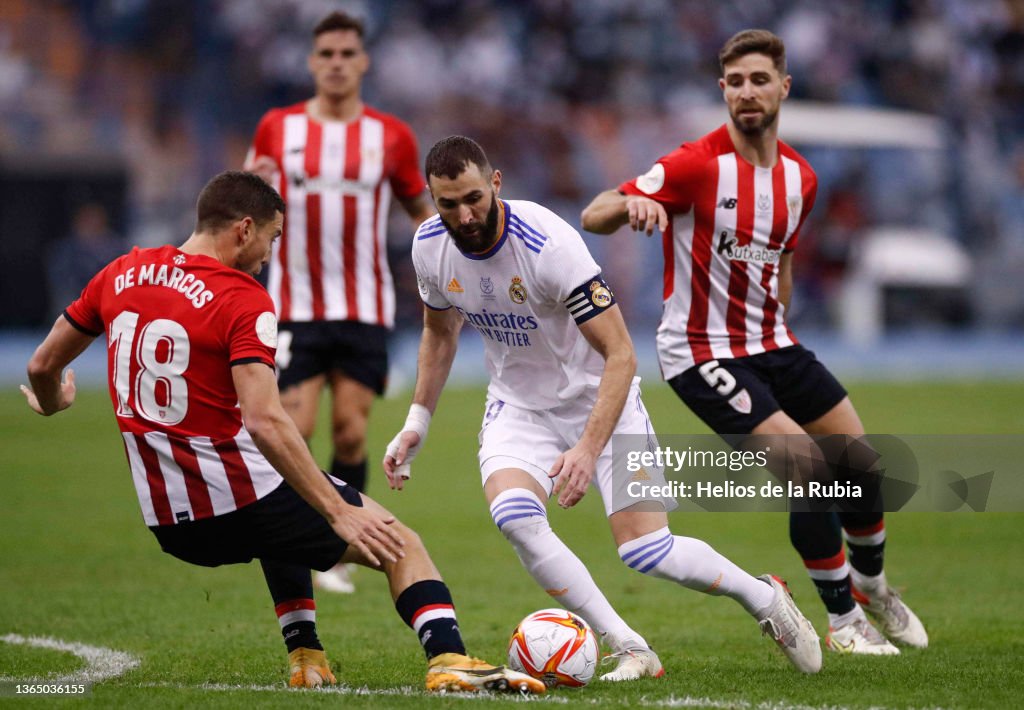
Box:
[852,584,928,648]
[826,617,900,655]
[288,647,337,687]
[756,574,823,674]
[426,653,545,694]
[314,563,355,594]
[598,647,665,682]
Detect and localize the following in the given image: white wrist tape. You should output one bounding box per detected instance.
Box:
[386,404,432,479]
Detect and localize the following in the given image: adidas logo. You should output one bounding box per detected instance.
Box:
[447,278,464,293]
[631,467,652,482]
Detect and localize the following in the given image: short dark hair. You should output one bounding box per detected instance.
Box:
[718,29,787,76]
[313,11,364,40]
[424,136,491,180]
[196,171,285,233]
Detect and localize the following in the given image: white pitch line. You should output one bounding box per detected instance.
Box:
[0,633,141,684]
[138,682,947,710]
[0,639,945,710]
[140,682,556,702]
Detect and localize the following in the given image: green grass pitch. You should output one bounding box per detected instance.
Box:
[1,380,1022,708]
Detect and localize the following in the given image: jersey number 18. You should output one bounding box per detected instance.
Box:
[110,310,190,425]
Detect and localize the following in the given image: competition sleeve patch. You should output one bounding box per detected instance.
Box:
[564,272,616,325]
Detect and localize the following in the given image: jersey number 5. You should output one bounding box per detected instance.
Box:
[110,310,190,425]
[697,359,737,396]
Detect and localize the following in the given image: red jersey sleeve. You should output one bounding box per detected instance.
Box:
[618,144,706,214]
[386,120,426,201]
[222,283,278,368]
[784,167,818,253]
[64,257,119,336]
[247,111,277,163]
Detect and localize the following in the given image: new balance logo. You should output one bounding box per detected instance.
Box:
[446,278,464,293]
[717,197,737,209]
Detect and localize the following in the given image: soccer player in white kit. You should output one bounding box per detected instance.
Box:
[383,136,823,678]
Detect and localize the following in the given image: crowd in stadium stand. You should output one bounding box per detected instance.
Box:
[1,0,1022,328]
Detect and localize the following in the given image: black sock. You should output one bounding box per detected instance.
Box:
[395,580,466,660]
[331,458,367,494]
[261,559,322,652]
[841,512,886,577]
[790,512,855,615]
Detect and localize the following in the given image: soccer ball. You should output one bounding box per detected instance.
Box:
[507,608,599,688]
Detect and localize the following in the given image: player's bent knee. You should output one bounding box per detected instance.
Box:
[392,520,423,552]
[489,488,549,544]
[330,424,367,459]
[617,526,674,576]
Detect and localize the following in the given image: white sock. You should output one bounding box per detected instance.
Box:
[490,489,648,652]
[829,605,867,628]
[850,568,887,595]
[617,527,775,615]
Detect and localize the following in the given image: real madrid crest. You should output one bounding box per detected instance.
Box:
[590,280,612,308]
[509,276,528,304]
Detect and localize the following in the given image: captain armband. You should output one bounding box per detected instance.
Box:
[564,273,616,325]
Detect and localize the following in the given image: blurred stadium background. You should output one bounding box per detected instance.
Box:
[2,0,1024,385]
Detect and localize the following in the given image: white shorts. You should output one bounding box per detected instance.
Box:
[478,382,677,516]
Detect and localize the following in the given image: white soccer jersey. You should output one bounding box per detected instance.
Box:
[412,200,614,410]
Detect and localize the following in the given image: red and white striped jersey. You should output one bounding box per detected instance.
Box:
[620,124,817,379]
[65,245,285,526]
[246,103,426,327]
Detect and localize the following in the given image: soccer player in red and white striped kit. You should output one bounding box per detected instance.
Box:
[21,171,543,694]
[583,29,927,655]
[245,12,434,595]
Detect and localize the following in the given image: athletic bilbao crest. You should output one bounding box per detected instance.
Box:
[728,388,752,414]
[787,195,803,229]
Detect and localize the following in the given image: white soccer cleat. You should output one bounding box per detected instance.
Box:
[314,563,355,594]
[826,616,900,655]
[852,585,928,648]
[756,574,822,674]
[598,648,665,682]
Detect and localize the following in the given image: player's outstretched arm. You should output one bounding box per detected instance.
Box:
[550,305,637,508]
[233,362,405,566]
[581,189,668,236]
[383,306,463,489]
[22,316,95,416]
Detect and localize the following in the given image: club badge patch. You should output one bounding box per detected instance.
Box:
[590,280,612,308]
[509,276,528,304]
[728,388,752,414]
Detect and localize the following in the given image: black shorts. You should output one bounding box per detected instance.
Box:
[276,320,389,394]
[150,475,363,571]
[668,345,847,434]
